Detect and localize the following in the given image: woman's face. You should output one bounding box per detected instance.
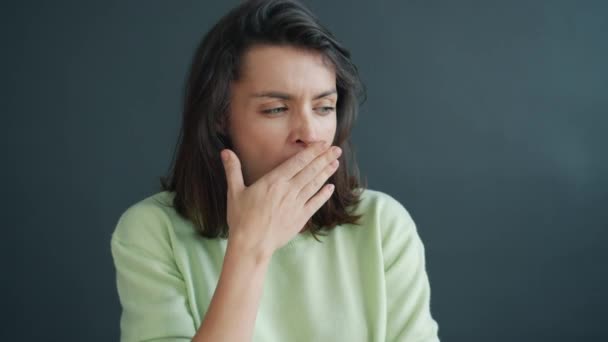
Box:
[227,44,338,186]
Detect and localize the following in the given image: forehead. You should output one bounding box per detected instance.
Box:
[236,44,336,94]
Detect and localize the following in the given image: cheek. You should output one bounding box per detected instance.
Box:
[323,114,338,141]
[251,119,288,142]
[235,120,286,157]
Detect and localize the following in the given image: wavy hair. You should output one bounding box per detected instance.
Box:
[160,0,367,240]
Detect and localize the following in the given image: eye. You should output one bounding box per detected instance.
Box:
[262,107,288,115]
[316,106,335,115]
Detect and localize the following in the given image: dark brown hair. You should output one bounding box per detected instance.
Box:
[160,0,367,240]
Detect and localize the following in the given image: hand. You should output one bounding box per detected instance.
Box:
[220,141,342,259]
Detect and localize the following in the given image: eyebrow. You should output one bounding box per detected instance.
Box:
[250,89,337,100]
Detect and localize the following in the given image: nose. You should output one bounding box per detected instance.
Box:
[290,107,321,147]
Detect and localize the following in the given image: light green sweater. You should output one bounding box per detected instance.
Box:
[111,188,440,342]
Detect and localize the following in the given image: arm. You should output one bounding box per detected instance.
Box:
[382,195,440,341]
[112,203,272,342]
[113,142,336,341]
[192,236,271,342]
[192,142,336,340]
[111,203,197,342]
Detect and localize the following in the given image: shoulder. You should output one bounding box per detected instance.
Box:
[111,191,177,249]
[355,188,415,224]
[353,188,417,241]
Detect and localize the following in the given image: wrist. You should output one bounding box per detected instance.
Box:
[226,234,273,266]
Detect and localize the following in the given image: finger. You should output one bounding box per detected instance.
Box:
[296,158,339,203]
[303,183,335,217]
[221,149,245,193]
[265,141,329,182]
[291,145,341,192]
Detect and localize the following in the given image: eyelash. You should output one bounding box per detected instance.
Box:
[262,106,336,115]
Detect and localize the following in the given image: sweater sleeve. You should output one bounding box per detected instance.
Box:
[110,201,197,342]
[381,194,440,342]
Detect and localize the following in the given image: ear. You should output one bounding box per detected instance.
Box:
[215,122,225,135]
[215,113,229,135]
[215,116,233,149]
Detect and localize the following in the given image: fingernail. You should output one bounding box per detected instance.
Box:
[332,146,342,156]
[221,150,229,162]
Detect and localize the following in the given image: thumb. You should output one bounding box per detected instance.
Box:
[221,149,245,193]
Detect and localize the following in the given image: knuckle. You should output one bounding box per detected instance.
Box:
[309,163,319,175]
[266,172,285,186]
[270,178,288,191]
[300,183,310,194]
[327,161,337,173]
[299,180,310,191]
[295,155,307,168]
[264,172,278,184]
[266,178,279,189]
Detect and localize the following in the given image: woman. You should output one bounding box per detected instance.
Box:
[110,0,440,341]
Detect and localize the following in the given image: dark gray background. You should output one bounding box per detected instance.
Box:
[5,0,607,341]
